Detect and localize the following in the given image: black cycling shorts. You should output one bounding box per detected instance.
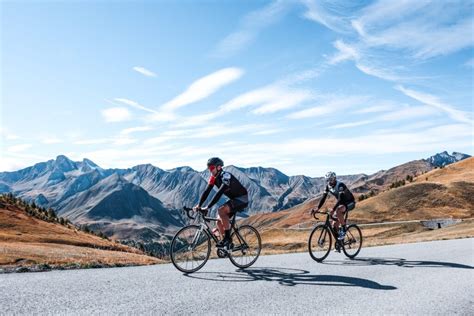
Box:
[223,195,249,215]
[346,201,356,211]
[332,202,356,219]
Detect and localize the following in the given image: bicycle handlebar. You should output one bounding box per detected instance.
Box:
[312,209,331,220]
[182,206,196,220]
[182,206,215,222]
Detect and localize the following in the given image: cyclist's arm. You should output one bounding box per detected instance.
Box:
[206,183,227,209]
[198,184,213,207]
[317,188,328,209]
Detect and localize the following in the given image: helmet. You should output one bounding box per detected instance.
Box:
[207,157,224,168]
[325,171,336,182]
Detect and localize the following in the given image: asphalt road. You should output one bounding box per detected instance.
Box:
[1,238,473,315]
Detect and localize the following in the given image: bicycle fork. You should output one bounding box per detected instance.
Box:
[189,224,206,251]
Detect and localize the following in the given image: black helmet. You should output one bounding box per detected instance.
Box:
[207,157,224,167]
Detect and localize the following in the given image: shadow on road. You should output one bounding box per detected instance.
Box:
[184,267,396,289]
[323,257,474,269]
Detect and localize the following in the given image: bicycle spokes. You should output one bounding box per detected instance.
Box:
[342,225,362,259]
[170,225,211,273]
[228,225,261,269]
[308,225,332,262]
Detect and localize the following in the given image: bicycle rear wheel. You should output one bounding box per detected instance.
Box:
[342,224,362,259]
[170,225,211,273]
[308,224,332,262]
[228,225,261,269]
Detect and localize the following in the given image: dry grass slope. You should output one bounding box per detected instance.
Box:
[243,157,474,255]
[0,198,161,270]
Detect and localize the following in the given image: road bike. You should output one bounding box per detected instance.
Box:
[308,209,362,262]
[170,207,261,273]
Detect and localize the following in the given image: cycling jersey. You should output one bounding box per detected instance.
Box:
[317,181,355,210]
[199,171,248,209]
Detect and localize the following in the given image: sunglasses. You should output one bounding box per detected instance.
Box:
[208,165,216,171]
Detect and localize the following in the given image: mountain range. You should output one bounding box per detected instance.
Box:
[0,151,470,242]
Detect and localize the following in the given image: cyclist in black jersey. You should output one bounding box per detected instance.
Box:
[194,157,249,250]
[311,171,355,241]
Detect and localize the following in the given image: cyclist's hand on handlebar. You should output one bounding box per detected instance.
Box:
[311,208,319,215]
[192,205,200,212]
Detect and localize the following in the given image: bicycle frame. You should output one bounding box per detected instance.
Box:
[314,210,343,241]
[183,207,249,251]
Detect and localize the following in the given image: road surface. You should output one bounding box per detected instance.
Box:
[1,238,473,314]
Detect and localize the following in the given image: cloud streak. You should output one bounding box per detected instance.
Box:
[213,1,288,57]
[287,95,369,119]
[133,66,157,77]
[161,67,244,112]
[114,98,158,113]
[396,85,473,124]
[101,107,132,123]
[352,0,474,59]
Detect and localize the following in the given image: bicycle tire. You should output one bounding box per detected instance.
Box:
[342,224,362,259]
[308,224,332,262]
[228,225,261,269]
[170,225,211,273]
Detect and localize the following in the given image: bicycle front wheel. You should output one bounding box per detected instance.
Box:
[170,225,211,273]
[342,224,362,259]
[229,225,261,269]
[308,224,332,262]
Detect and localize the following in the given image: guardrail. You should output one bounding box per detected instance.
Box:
[287,218,471,230]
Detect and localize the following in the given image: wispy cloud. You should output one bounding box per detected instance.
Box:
[161,67,244,112]
[328,39,360,64]
[328,40,408,82]
[324,2,473,85]
[174,83,314,127]
[252,128,283,136]
[114,98,157,113]
[250,88,313,114]
[41,136,63,144]
[101,107,132,123]
[7,144,32,153]
[143,123,270,143]
[352,1,474,59]
[74,138,110,145]
[74,136,138,146]
[300,0,354,33]
[330,120,374,129]
[355,103,395,114]
[378,105,438,121]
[396,85,473,124]
[120,126,155,135]
[213,1,288,57]
[113,98,176,122]
[287,95,369,119]
[0,127,21,141]
[133,66,157,77]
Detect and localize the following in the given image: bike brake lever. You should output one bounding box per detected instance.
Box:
[182,207,196,220]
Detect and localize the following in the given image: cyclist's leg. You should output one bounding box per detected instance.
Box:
[224,196,248,233]
[216,217,224,238]
[336,205,347,227]
[330,209,339,231]
[218,203,232,234]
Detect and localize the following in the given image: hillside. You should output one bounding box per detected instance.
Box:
[351,157,474,223]
[0,151,469,246]
[0,195,160,271]
[245,157,474,230]
[242,157,474,254]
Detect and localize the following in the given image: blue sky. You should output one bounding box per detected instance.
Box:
[1,0,473,176]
